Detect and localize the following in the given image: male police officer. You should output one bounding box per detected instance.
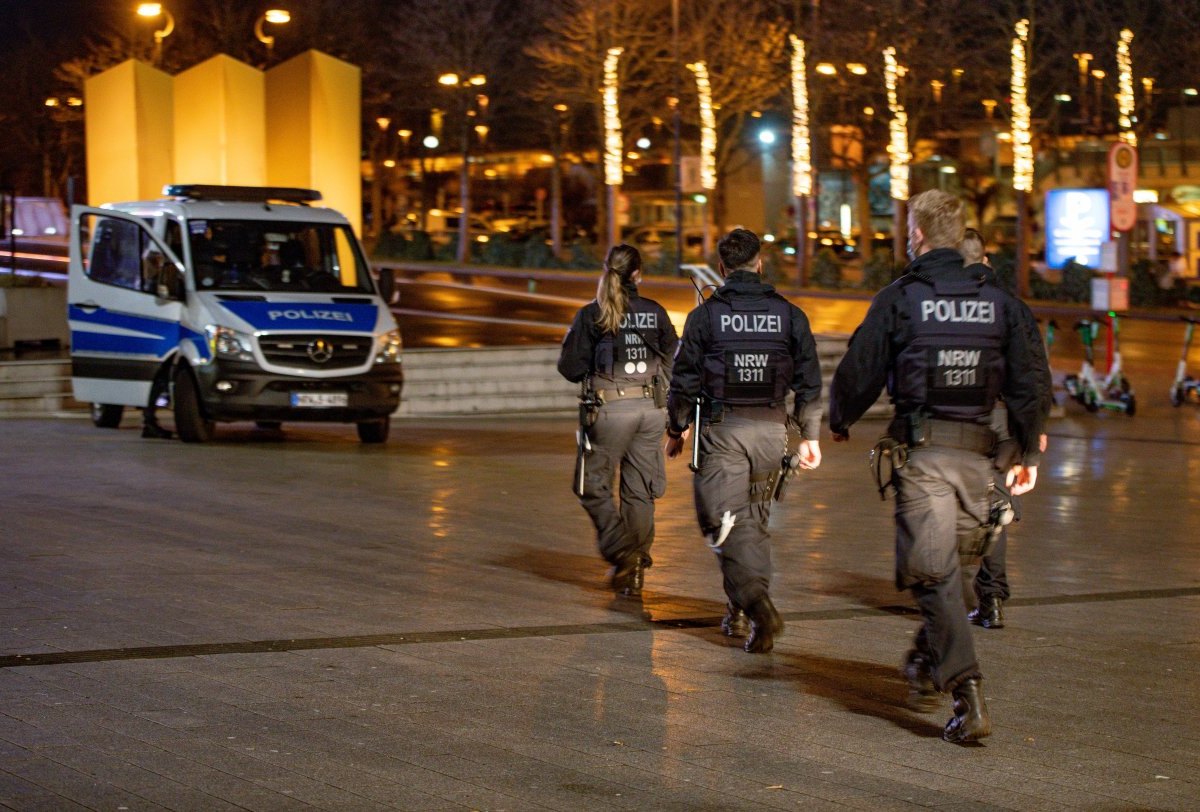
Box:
[829,191,1045,743]
[959,229,1053,630]
[665,228,822,653]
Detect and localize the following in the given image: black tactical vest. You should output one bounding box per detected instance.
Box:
[891,274,1007,421]
[592,297,662,384]
[701,293,793,405]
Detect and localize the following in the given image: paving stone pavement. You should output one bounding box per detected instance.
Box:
[1,398,1198,811]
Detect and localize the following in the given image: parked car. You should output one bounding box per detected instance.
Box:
[393,209,492,247]
[624,225,707,259]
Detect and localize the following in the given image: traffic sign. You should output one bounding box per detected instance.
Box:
[1107,142,1138,232]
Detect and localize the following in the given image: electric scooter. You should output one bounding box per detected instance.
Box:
[1062,315,1136,416]
[1043,319,1066,418]
[1169,315,1200,406]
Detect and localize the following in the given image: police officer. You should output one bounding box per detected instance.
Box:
[829,190,1045,743]
[959,228,1053,630]
[558,244,679,597]
[665,228,822,653]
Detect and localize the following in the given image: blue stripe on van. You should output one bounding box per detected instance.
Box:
[69,306,202,360]
[217,300,378,332]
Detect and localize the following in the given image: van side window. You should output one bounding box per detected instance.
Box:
[85,216,147,292]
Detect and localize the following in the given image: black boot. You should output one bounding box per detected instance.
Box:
[141,421,173,440]
[721,604,749,637]
[942,678,992,743]
[609,554,643,597]
[968,597,1005,629]
[744,596,783,653]
[901,649,940,713]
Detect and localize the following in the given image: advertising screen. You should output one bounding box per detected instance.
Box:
[1045,188,1110,269]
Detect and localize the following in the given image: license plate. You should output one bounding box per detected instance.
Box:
[290,392,348,408]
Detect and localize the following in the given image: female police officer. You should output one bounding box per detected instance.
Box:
[557,245,679,597]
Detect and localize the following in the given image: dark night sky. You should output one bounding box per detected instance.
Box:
[0,0,116,49]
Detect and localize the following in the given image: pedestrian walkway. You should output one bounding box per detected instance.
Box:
[1,405,1198,810]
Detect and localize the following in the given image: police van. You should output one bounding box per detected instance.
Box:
[67,185,404,443]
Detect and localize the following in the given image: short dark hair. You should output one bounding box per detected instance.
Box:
[718,228,761,272]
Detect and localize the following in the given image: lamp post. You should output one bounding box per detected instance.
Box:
[369,116,391,241]
[1073,52,1093,127]
[1182,88,1197,177]
[550,103,570,256]
[254,8,291,65]
[1092,69,1107,132]
[420,133,439,232]
[136,3,175,66]
[439,72,487,264]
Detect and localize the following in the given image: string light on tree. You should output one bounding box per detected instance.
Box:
[1011,18,1033,193]
[687,61,717,191]
[789,35,812,198]
[883,47,910,201]
[602,47,625,187]
[1117,28,1137,146]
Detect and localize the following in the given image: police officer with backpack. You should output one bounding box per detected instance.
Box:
[665,228,823,654]
[829,190,1046,744]
[558,244,679,598]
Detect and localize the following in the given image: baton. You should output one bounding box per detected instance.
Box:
[689,398,702,472]
[574,429,591,497]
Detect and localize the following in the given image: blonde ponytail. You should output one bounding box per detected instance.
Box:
[595,243,641,334]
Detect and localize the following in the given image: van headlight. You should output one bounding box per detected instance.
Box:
[375,329,403,364]
[205,325,255,362]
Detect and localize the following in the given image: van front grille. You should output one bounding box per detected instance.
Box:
[258,333,371,370]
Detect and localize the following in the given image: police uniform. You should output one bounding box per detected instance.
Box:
[667,269,822,652]
[968,267,1054,628]
[829,246,1045,742]
[558,288,679,594]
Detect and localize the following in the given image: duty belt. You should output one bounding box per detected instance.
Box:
[596,385,653,402]
[889,416,997,455]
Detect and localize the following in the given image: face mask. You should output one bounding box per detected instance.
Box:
[906,234,922,262]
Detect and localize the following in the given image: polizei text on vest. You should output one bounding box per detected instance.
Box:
[920,300,996,324]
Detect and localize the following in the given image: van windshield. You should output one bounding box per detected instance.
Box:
[188,219,373,293]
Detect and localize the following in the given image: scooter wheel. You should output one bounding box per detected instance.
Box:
[1171,385,1184,407]
[1123,394,1137,416]
[1084,393,1100,413]
[1063,374,1080,397]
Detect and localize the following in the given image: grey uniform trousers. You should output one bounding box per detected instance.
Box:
[578,398,666,566]
[693,414,787,611]
[893,444,992,691]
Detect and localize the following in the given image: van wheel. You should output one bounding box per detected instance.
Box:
[357,417,390,444]
[255,421,283,430]
[174,368,215,443]
[91,403,124,428]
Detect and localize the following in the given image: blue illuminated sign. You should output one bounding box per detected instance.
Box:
[1045,188,1110,269]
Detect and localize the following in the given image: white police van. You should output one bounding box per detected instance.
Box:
[68,185,403,442]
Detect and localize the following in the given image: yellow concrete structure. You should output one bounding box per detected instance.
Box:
[84,60,173,205]
[173,55,266,186]
[84,51,361,233]
[265,51,362,234]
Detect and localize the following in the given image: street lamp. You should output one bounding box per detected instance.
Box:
[1182,88,1197,176]
[254,8,291,63]
[438,72,487,264]
[136,3,175,66]
[549,103,570,256]
[1092,69,1107,131]
[1074,52,1094,125]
